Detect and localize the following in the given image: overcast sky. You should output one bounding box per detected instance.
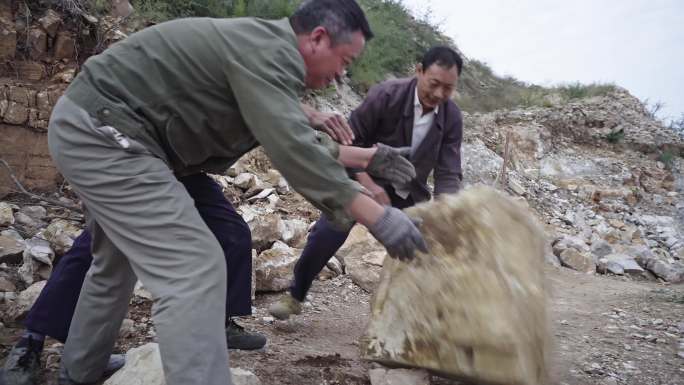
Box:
[400,0,684,122]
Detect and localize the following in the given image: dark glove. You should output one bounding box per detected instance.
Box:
[366,144,416,185]
[368,207,428,261]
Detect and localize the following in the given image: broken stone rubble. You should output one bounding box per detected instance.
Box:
[18,236,55,285]
[254,241,299,292]
[43,218,82,255]
[0,202,14,226]
[0,57,682,384]
[4,280,46,323]
[368,368,430,385]
[102,343,261,385]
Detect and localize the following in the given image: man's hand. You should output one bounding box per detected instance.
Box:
[314,112,354,145]
[356,172,390,205]
[366,143,415,185]
[302,103,355,145]
[368,207,428,261]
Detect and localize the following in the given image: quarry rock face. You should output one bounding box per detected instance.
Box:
[0,7,101,197]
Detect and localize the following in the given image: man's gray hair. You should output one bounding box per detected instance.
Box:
[290,0,373,45]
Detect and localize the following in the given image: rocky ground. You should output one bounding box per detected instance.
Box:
[2,139,683,385]
[1,11,683,380]
[1,267,681,384]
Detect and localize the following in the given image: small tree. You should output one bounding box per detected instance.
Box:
[669,113,684,136]
[644,99,665,119]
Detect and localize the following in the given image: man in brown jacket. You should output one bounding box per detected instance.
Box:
[271,46,464,319]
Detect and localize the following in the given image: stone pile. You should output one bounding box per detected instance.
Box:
[465,88,684,156]
[0,53,682,383]
[0,198,83,324]
[459,90,684,283]
[102,343,261,385]
[0,160,319,326]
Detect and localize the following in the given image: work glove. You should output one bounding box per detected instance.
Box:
[366,144,416,185]
[368,207,428,261]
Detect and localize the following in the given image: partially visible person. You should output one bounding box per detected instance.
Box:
[270,45,464,320]
[1,173,262,385]
[2,125,412,385]
[47,1,427,382]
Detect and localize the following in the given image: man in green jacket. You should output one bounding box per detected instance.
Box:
[47,1,427,384]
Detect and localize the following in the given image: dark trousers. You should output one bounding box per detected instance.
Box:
[23,173,252,343]
[290,188,414,301]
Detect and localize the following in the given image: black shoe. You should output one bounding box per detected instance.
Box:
[57,366,91,385]
[226,319,267,350]
[1,337,42,385]
[57,354,124,385]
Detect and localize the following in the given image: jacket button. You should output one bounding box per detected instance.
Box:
[102,109,111,117]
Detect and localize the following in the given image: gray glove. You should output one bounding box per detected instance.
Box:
[368,207,428,261]
[366,144,416,185]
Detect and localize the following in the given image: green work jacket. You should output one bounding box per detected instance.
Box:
[65,17,360,224]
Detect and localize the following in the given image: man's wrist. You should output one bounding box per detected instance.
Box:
[347,193,384,227]
[354,171,372,182]
[300,102,317,126]
[360,147,375,169]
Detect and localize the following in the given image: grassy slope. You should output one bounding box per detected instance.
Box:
[90,0,618,113]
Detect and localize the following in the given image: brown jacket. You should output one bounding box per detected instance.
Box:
[349,77,463,203]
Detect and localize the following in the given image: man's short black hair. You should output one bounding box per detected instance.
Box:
[290,0,374,45]
[421,46,463,75]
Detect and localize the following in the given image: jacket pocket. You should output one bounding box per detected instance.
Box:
[163,113,256,169]
[163,115,211,167]
[92,125,150,155]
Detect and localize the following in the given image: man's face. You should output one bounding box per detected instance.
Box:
[415,63,459,110]
[301,28,365,89]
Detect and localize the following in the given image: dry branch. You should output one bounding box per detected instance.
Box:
[0,158,82,213]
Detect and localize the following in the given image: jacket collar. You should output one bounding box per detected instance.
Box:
[402,78,418,118]
[402,77,444,127]
[413,85,439,116]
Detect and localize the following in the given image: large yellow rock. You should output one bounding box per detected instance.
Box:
[361,186,550,385]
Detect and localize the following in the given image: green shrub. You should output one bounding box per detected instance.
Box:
[456,74,619,113]
[131,0,297,22]
[250,0,299,18]
[349,0,449,91]
[556,82,617,100]
[87,0,620,114]
[658,150,676,169]
[558,82,588,99]
[605,130,624,144]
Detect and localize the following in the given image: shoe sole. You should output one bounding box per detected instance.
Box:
[228,341,268,350]
[269,305,302,321]
[269,311,291,320]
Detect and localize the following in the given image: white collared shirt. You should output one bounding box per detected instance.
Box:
[393,86,439,199]
[410,86,438,157]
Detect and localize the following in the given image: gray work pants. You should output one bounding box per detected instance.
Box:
[47,96,233,385]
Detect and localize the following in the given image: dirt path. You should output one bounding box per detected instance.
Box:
[1,267,682,384]
[548,268,683,385]
[230,267,683,385]
[234,266,683,385]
